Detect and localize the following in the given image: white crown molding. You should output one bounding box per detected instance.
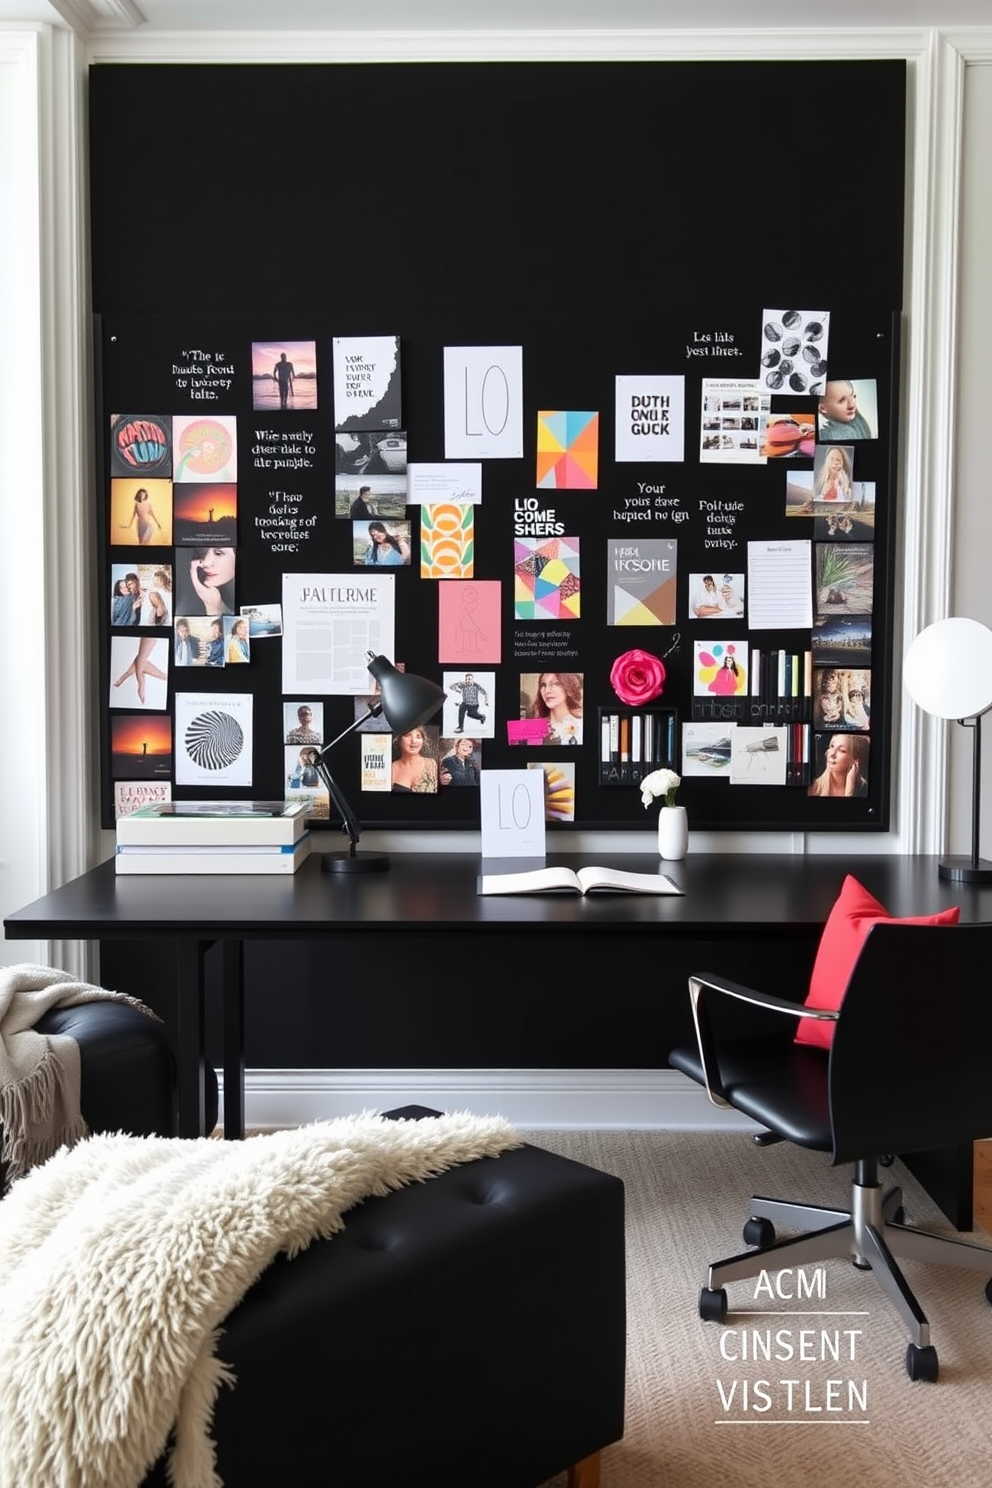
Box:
[84,24,936,64]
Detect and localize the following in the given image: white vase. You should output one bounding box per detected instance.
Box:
[657,805,688,861]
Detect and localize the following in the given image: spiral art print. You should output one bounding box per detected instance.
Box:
[184,709,245,771]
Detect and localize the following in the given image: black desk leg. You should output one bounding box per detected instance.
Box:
[176,939,207,1138]
[222,941,245,1140]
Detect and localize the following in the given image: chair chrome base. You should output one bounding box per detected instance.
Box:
[701,1159,992,1380]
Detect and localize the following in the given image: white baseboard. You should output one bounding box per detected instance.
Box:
[216,1067,762,1133]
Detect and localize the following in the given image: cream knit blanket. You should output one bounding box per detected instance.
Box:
[0,961,158,1186]
[0,1110,521,1488]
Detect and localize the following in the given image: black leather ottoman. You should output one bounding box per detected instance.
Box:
[144,1107,626,1488]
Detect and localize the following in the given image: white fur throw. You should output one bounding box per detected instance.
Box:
[0,1110,521,1488]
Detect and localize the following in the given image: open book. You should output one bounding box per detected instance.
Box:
[478,865,683,897]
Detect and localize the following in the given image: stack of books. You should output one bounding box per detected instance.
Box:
[115,801,312,875]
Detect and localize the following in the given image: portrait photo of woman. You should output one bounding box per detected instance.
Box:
[174,546,237,617]
[225,615,250,664]
[355,519,412,567]
[439,736,481,787]
[527,671,584,745]
[112,479,171,547]
[813,444,854,504]
[807,733,870,798]
[391,727,439,793]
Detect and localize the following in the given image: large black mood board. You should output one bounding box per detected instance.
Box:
[90,60,906,834]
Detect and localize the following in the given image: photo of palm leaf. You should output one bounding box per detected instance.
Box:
[815,541,874,617]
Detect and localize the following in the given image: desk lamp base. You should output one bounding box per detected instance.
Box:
[938,856,992,884]
[321,851,390,874]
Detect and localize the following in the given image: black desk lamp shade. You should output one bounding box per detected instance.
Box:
[314,652,445,874]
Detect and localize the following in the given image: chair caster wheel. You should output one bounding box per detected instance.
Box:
[699,1287,728,1323]
[879,1153,895,1168]
[985,1278,992,1307]
[906,1343,939,1382]
[743,1217,775,1248]
[892,1207,906,1225]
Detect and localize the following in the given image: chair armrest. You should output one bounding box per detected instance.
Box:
[687,972,837,1108]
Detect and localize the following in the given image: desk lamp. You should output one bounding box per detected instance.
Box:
[313,652,444,874]
[904,615,992,883]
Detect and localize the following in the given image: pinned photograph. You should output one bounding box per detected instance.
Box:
[251,340,318,411]
[527,761,576,822]
[110,714,172,780]
[682,721,733,777]
[815,543,874,618]
[285,744,330,817]
[439,737,482,787]
[336,429,407,476]
[284,702,324,744]
[390,724,440,794]
[335,473,408,521]
[111,478,172,547]
[758,308,829,394]
[174,546,237,617]
[688,572,744,620]
[224,615,251,664]
[815,481,876,542]
[518,671,584,746]
[813,668,871,731]
[241,603,283,639]
[729,727,788,785]
[443,670,495,738]
[173,415,237,483]
[817,378,878,441]
[694,642,748,697]
[173,616,211,667]
[813,444,855,505]
[109,635,169,710]
[172,482,237,547]
[808,731,870,798]
[353,519,412,567]
[110,414,172,478]
[175,693,253,787]
[760,412,816,460]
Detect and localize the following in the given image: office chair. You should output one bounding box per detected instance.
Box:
[668,921,992,1382]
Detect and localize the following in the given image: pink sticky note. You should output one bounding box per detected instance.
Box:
[438,580,502,664]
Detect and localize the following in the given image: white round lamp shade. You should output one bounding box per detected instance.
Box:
[904,617,992,720]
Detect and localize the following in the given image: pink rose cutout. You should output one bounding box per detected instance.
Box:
[610,648,666,706]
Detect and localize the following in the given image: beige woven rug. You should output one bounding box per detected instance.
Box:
[533,1129,992,1488]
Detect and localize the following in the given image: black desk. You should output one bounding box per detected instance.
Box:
[5,852,987,1223]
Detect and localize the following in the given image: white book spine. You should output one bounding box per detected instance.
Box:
[116,814,308,847]
[114,840,311,875]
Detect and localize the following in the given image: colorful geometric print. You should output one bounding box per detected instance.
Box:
[514,536,581,620]
[421,503,474,578]
[536,410,599,489]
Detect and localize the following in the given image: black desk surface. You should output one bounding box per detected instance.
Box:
[5,852,990,940]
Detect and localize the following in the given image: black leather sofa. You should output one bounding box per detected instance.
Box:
[1,1000,217,1192]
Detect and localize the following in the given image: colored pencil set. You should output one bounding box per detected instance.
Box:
[599,708,677,786]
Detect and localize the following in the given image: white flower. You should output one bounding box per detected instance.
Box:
[640,768,681,809]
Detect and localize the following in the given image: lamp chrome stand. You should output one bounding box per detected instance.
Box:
[939,714,992,883]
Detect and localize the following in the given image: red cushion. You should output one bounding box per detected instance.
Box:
[794,874,960,1049]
